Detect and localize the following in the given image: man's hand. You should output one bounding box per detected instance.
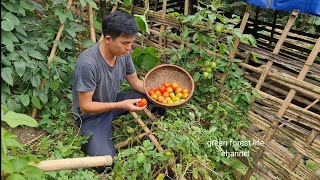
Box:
[120,98,146,112]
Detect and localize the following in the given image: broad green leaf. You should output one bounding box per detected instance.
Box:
[193,72,201,82]
[31,96,42,109]
[82,39,96,48]
[123,0,132,6]
[86,0,99,10]
[39,93,48,104]
[20,94,30,107]
[140,52,160,71]
[136,153,145,163]
[1,20,15,31]
[4,12,20,26]
[2,111,39,128]
[79,0,86,7]
[2,129,24,150]
[244,92,251,103]
[1,67,14,86]
[208,14,216,23]
[143,162,151,173]
[134,15,149,34]
[21,166,45,180]
[6,173,26,180]
[193,168,199,179]
[54,57,68,64]
[2,31,19,42]
[14,61,26,77]
[29,51,45,60]
[11,157,29,172]
[2,36,14,52]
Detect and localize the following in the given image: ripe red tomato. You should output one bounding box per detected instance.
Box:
[159,85,166,93]
[171,82,178,90]
[148,90,155,96]
[137,98,147,107]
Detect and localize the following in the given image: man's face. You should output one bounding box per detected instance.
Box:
[106,35,135,56]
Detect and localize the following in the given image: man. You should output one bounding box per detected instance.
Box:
[72,11,148,171]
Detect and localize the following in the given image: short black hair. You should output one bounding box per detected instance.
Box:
[102,11,140,39]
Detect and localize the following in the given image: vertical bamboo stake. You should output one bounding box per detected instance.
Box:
[159,0,167,46]
[88,5,96,43]
[31,0,74,118]
[219,5,251,92]
[184,0,189,15]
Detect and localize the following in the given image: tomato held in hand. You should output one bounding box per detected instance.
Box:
[137,98,147,107]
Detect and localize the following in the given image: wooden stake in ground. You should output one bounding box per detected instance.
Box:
[32,0,74,118]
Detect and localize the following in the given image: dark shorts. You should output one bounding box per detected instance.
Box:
[75,91,146,158]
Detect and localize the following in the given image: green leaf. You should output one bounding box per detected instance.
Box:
[136,153,145,163]
[1,20,15,31]
[2,31,19,42]
[11,157,29,172]
[4,12,20,26]
[2,128,24,150]
[39,93,48,104]
[14,61,26,77]
[193,72,201,82]
[244,92,251,103]
[251,52,259,63]
[21,166,45,180]
[31,96,42,110]
[1,67,14,86]
[193,168,199,179]
[6,173,26,180]
[29,51,45,60]
[86,0,99,10]
[123,0,132,6]
[2,111,39,128]
[143,162,151,173]
[79,0,86,7]
[156,173,165,180]
[208,14,216,23]
[134,14,149,34]
[20,94,30,107]
[54,56,68,64]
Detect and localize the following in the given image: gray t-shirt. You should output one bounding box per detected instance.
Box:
[72,43,136,115]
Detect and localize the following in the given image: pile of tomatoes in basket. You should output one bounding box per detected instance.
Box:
[148,82,190,104]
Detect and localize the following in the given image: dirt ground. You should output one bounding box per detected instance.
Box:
[5,125,46,145]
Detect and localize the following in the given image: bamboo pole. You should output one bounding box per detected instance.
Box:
[114,133,148,149]
[219,5,251,92]
[88,5,96,42]
[159,0,167,46]
[28,156,113,171]
[184,0,189,15]
[31,0,74,118]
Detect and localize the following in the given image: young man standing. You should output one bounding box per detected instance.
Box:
[72,11,147,169]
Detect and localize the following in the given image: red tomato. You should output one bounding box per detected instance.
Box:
[171,82,178,90]
[148,90,155,96]
[159,85,166,93]
[137,98,147,107]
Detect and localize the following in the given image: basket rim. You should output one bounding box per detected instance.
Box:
[143,64,195,108]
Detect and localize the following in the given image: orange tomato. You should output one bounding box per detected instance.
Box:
[157,96,164,102]
[181,93,189,99]
[162,91,169,98]
[155,90,162,96]
[171,82,178,90]
[175,87,182,94]
[166,87,173,93]
[181,89,189,94]
[161,99,167,104]
[163,82,170,87]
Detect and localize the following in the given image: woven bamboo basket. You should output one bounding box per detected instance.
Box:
[143,64,195,108]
